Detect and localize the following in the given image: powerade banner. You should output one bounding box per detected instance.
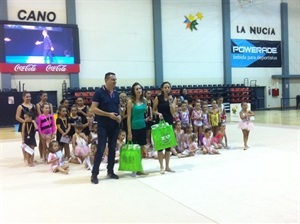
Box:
[231,39,281,68]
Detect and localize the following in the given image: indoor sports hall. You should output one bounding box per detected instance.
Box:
[0,0,299,223]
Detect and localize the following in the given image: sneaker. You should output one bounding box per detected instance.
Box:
[107,173,119,179]
[91,175,99,184]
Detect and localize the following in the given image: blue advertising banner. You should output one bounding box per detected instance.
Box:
[231,39,281,68]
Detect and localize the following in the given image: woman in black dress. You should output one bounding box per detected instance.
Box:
[153,81,177,174]
[36,90,54,115]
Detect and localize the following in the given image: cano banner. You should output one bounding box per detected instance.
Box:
[231,39,281,68]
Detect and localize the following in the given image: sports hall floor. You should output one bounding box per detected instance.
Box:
[0,109,299,224]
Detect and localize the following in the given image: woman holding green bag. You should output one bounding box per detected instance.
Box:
[127,82,149,176]
[153,81,177,174]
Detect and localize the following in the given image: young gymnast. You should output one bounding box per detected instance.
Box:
[211,123,229,149]
[89,123,98,145]
[89,143,97,165]
[191,101,203,145]
[75,97,89,135]
[15,91,36,161]
[86,107,95,133]
[202,128,220,155]
[238,102,255,150]
[116,130,126,162]
[177,133,200,158]
[72,122,93,170]
[102,130,126,163]
[208,99,220,137]
[199,124,209,148]
[187,133,201,155]
[36,90,54,160]
[37,103,56,164]
[47,141,69,174]
[144,90,154,147]
[179,102,190,131]
[201,103,210,127]
[217,96,227,123]
[173,104,181,124]
[68,105,80,141]
[170,121,184,155]
[183,123,194,150]
[21,112,38,167]
[105,130,126,164]
[56,106,71,160]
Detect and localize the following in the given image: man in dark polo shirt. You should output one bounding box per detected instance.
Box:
[90,72,121,184]
[35,29,54,64]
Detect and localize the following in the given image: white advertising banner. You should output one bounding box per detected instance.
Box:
[230,103,251,122]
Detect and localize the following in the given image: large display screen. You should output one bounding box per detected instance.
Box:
[0,20,80,73]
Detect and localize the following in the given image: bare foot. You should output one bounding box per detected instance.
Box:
[68,158,80,164]
[165,168,175,173]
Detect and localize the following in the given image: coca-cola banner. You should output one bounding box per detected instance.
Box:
[0,63,80,73]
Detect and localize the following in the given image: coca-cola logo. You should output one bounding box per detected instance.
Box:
[14,64,37,72]
[46,64,67,72]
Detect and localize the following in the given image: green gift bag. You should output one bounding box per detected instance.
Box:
[151,120,177,151]
[118,141,143,172]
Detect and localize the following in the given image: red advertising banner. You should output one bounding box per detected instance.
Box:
[0,63,80,73]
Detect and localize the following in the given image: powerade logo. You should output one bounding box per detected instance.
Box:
[232,46,277,54]
[231,39,281,68]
